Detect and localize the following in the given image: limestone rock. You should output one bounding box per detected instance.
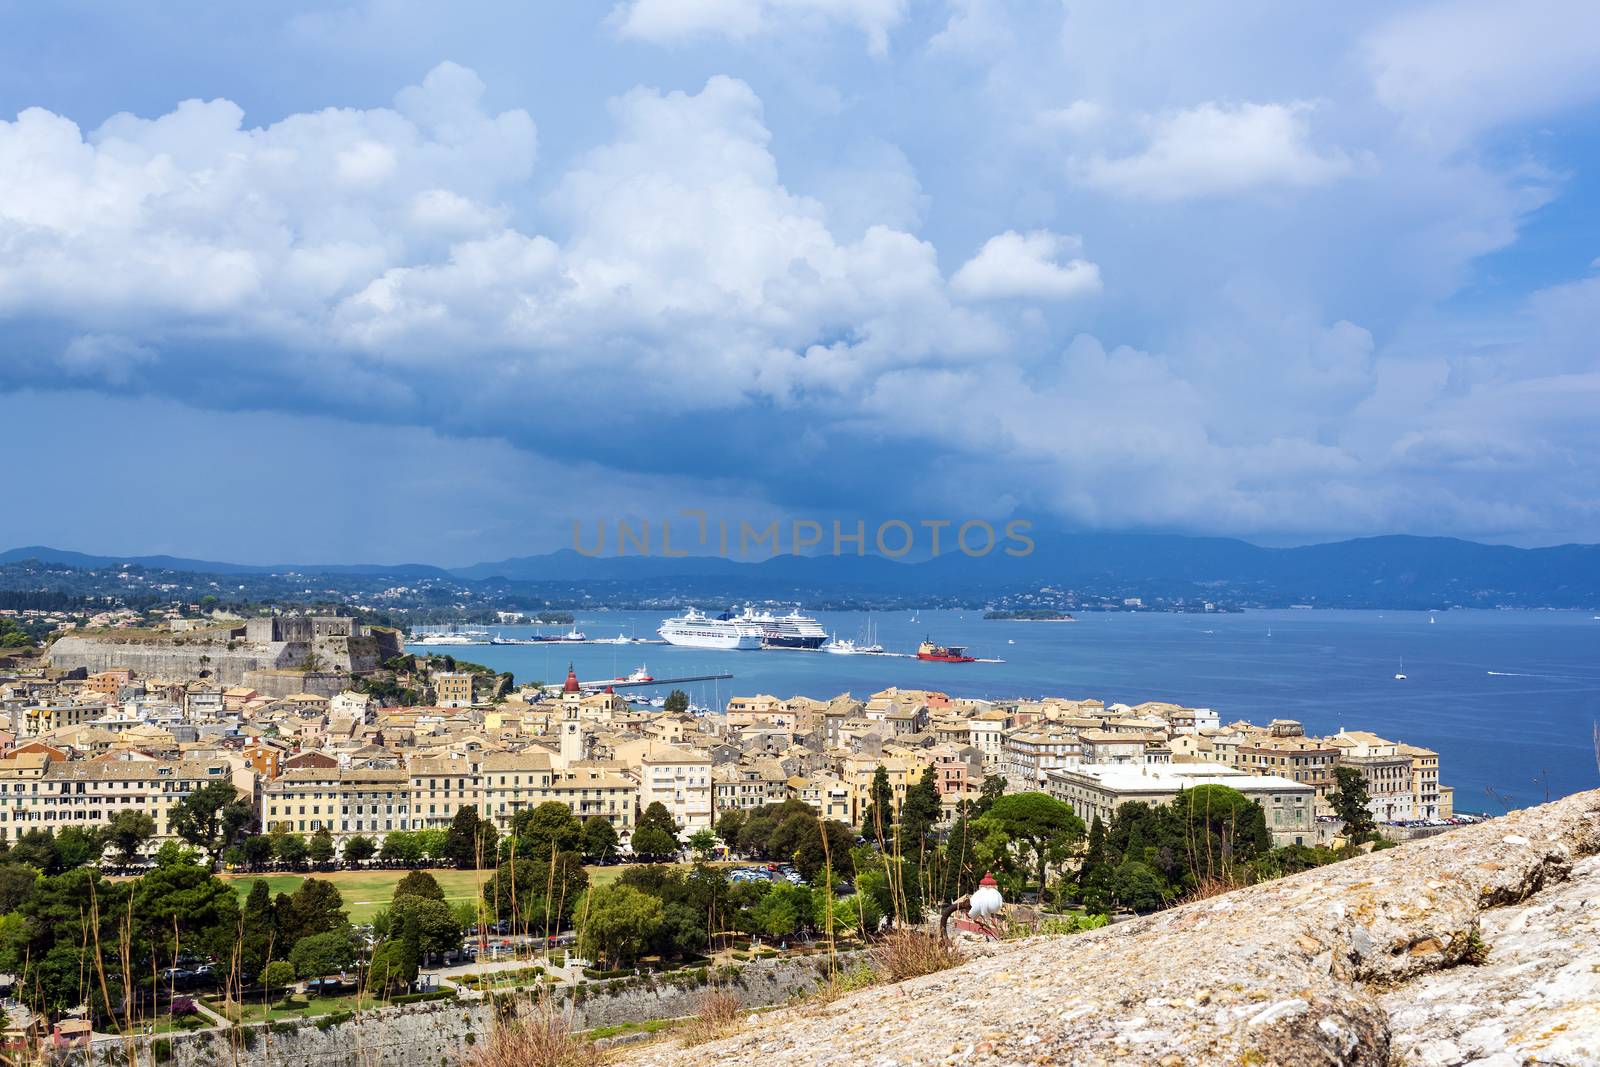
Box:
[621,790,1600,1066]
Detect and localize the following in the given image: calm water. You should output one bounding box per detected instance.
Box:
[410,609,1600,811]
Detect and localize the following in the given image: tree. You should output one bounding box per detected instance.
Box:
[381,830,424,866]
[171,780,254,867]
[238,880,278,982]
[393,870,445,902]
[0,865,38,913]
[343,835,377,865]
[366,937,417,996]
[792,820,855,885]
[307,827,336,867]
[631,826,678,862]
[752,882,811,940]
[104,809,156,865]
[8,829,61,874]
[280,878,349,946]
[1330,767,1376,840]
[0,868,130,1018]
[386,895,461,958]
[859,766,895,845]
[131,857,242,966]
[716,808,747,848]
[53,826,103,870]
[482,854,589,925]
[443,807,497,869]
[578,884,663,969]
[664,689,689,714]
[581,816,619,863]
[636,802,680,838]
[240,834,274,870]
[975,792,1085,894]
[898,766,943,858]
[289,930,355,980]
[263,960,297,992]
[509,803,584,860]
[688,828,718,860]
[273,831,308,870]
[1110,860,1167,913]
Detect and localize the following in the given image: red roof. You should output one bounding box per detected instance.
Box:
[562,664,580,693]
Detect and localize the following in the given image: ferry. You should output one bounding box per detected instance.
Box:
[916,640,975,663]
[411,629,488,646]
[658,607,764,650]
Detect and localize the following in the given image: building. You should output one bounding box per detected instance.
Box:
[637,744,713,833]
[1045,762,1317,848]
[435,672,475,709]
[0,754,252,846]
[1327,730,1417,823]
[1001,725,1081,789]
[1235,734,1339,807]
[1399,743,1442,820]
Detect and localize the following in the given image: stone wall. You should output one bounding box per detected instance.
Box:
[622,790,1600,1066]
[70,953,846,1067]
[45,623,396,686]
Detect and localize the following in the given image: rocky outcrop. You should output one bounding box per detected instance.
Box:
[623,790,1600,1066]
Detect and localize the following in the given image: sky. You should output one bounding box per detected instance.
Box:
[2,0,1599,565]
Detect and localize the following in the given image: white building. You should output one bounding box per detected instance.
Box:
[637,744,713,834]
[1045,762,1316,848]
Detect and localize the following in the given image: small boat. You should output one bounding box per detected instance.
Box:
[1007,639,1015,645]
[823,635,857,655]
[624,665,653,683]
[917,640,974,663]
[1394,657,1407,681]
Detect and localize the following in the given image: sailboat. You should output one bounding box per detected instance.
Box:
[858,615,885,655]
[1394,657,1407,681]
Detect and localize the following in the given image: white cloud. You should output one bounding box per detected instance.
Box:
[951,230,1101,301]
[611,0,907,55]
[0,61,536,324]
[1074,101,1351,200]
[1367,0,1600,145]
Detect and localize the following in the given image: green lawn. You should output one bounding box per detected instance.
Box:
[221,868,489,923]
[221,863,715,923]
[211,992,377,1025]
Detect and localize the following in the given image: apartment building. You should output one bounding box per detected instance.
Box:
[711,761,788,815]
[1236,734,1339,807]
[1399,743,1442,820]
[0,754,250,844]
[637,744,713,832]
[1001,724,1082,790]
[787,773,853,823]
[1327,730,1417,823]
[263,765,411,835]
[434,672,475,709]
[1045,762,1317,848]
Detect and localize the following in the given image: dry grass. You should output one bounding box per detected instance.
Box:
[676,989,742,1048]
[868,928,965,983]
[463,999,604,1067]
[1175,871,1251,906]
[809,961,879,1006]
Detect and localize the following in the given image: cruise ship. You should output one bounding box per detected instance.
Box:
[737,605,829,650]
[657,607,764,650]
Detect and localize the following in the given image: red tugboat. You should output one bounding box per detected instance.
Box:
[917,640,975,663]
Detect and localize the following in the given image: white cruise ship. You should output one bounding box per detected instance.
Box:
[735,605,829,649]
[657,607,764,650]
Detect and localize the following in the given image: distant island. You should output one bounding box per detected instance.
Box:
[983,609,1076,621]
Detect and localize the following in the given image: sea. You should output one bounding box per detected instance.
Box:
[408,608,1600,813]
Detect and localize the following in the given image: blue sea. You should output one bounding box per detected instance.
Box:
[409,609,1600,812]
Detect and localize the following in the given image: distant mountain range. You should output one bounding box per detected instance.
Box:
[4,534,1599,608]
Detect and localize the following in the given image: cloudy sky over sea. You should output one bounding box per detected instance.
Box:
[3,1,1599,563]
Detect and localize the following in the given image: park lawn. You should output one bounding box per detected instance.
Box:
[221,868,489,923]
[221,862,725,922]
[212,991,378,1025]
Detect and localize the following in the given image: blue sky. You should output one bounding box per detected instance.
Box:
[2,0,1598,564]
